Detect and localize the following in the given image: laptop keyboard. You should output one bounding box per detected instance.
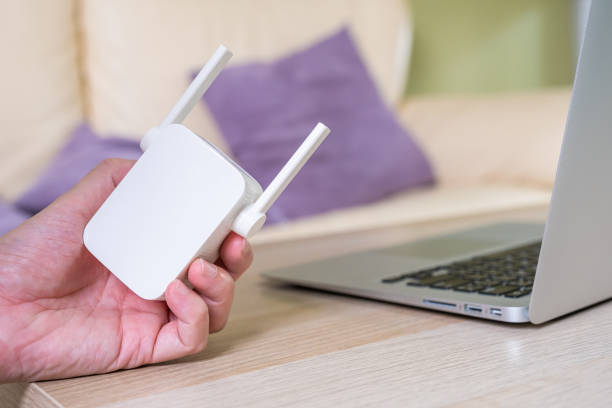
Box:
[381,242,541,298]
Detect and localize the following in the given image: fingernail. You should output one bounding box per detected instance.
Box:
[173,279,190,295]
[203,261,218,279]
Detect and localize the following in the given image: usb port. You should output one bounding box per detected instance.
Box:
[489,308,503,317]
[464,304,482,314]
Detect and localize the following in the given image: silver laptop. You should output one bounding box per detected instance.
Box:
[262,0,612,324]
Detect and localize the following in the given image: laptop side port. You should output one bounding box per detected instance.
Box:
[464,304,483,314]
[489,308,503,317]
[423,299,457,310]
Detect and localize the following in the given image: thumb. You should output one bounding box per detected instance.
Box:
[48,158,136,225]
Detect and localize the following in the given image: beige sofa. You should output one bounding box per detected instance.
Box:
[1,1,567,260]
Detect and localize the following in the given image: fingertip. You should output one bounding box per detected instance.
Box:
[222,232,245,254]
[219,234,253,280]
[188,258,231,300]
[164,279,184,310]
[167,278,189,297]
[165,279,207,323]
[187,258,206,282]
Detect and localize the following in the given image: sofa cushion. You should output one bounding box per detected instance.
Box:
[0,0,82,200]
[203,28,434,222]
[398,89,570,188]
[79,0,411,150]
[16,124,141,214]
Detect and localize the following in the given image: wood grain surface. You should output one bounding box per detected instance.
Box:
[4,205,612,407]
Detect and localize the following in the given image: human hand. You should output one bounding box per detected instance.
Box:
[0,158,253,382]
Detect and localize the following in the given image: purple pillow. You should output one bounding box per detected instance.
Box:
[0,200,29,236]
[16,124,141,213]
[203,28,434,223]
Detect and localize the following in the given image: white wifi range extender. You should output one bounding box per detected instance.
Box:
[83,45,330,300]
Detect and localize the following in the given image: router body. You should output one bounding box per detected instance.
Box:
[83,46,330,300]
[84,124,262,300]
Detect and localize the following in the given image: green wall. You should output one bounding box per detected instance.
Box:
[407,0,576,95]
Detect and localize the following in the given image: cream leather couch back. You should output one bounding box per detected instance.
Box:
[0,0,82,199]
[0,0,410,200]
[81,0,411,140]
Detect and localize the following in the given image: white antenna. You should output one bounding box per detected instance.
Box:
[141,45,232,150]
[232,122,331,237]
[162,45,233,126]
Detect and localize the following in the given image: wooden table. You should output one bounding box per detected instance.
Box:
[4,205,612,407]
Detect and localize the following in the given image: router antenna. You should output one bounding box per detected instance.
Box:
[141,45,232,151]
[254,123,330,214]
[232,123,331,237]
[162,45,233,126]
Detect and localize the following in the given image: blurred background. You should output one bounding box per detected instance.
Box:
[0,0,591,237]
[407,0,586,95]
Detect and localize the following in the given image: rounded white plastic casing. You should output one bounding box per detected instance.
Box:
[84,124,262,300]
[84,45,329,301]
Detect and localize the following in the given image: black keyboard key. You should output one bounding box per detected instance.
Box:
[383,266,452,284]
[462,272,488,280]
[473,279,502,288]
[503,287,532,298]
[430,268,453,277]
[408,268,440,278]
[381,274,411,283]
[506,278,534,287]
[454,283,486,293]
[487,273,518,282]
[430,279,470,290]
[407,274,452,286]
[478,285,520,296]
